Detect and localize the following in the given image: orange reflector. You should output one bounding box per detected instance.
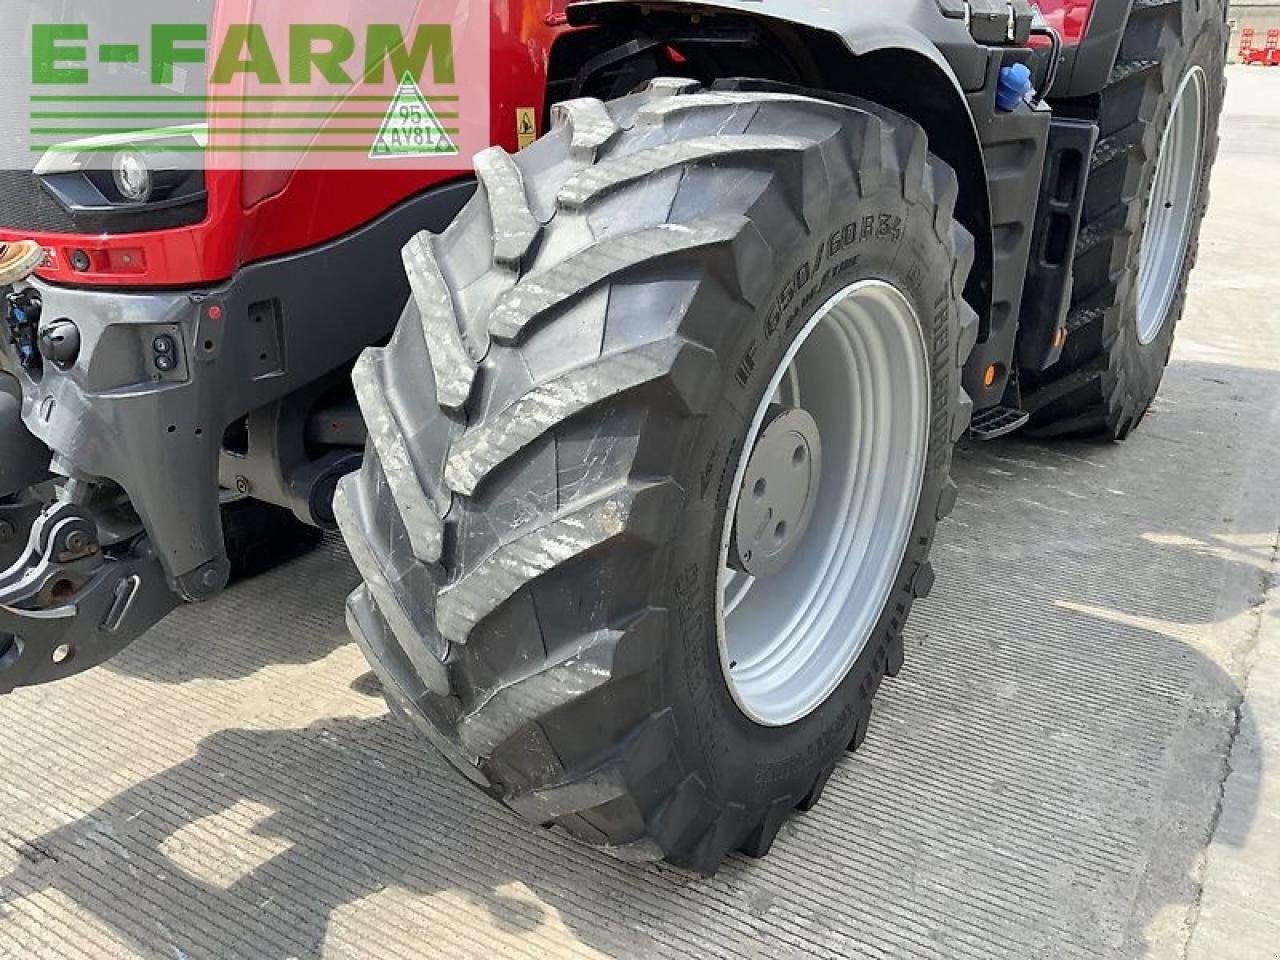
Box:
[1052,328,1067,349]
[983,364,998,388]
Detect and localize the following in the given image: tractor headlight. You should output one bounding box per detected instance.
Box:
[32,126,206,216]
[111,149,153,204]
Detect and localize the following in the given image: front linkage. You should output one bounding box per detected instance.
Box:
[0,230,382,693]
[0,491,176,688]
[0,242,173,689]
[0,177,470,694]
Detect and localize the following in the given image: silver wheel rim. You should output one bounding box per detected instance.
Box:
[1137,66,1207,345]
[717,280,931,727]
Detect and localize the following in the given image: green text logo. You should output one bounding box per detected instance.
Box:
[32,23,455,87]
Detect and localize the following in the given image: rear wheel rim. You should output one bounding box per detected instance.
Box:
[1137,66,1207,345]
[717,279,931,727]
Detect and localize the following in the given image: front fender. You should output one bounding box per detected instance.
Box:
[568,0,999,388]
[569,0,988,92]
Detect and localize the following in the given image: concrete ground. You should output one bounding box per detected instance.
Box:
[2,66,1279,960]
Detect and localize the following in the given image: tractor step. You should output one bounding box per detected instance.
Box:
[969,404,1031,440]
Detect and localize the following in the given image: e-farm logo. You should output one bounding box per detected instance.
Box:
[28,20,466,163]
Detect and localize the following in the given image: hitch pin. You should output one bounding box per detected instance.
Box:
[102,575,142,633]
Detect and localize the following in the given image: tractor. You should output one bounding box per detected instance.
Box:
[0,0,1228,874]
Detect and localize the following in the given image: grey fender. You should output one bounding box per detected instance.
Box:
[568,0,994,327]
[1051,0,1134,99]
[570,0,988,90]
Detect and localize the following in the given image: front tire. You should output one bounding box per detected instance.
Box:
[336,82,975,872]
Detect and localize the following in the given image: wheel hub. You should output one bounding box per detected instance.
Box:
[730,405,822,579]
[1137,66,1207,345]
[717,279,931,727]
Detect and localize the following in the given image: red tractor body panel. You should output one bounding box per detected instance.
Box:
[1,1,1103,290]
[1035,0,1097,46]
[0,7,568,288]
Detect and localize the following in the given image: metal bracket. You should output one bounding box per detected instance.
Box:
[0,501,177,693]
[936,0,1034,45]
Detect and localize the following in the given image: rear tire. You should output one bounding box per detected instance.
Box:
[336,82,975,872]
[1023,0,1227,439]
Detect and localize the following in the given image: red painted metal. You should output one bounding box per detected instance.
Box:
[1241,27,1256,58]
[1034,0,1096,47]
[1242,28,1280,66]
[0,1,573,288]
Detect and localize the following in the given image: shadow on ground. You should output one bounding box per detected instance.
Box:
[2,360,1275,959]
[105,535,360,684]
